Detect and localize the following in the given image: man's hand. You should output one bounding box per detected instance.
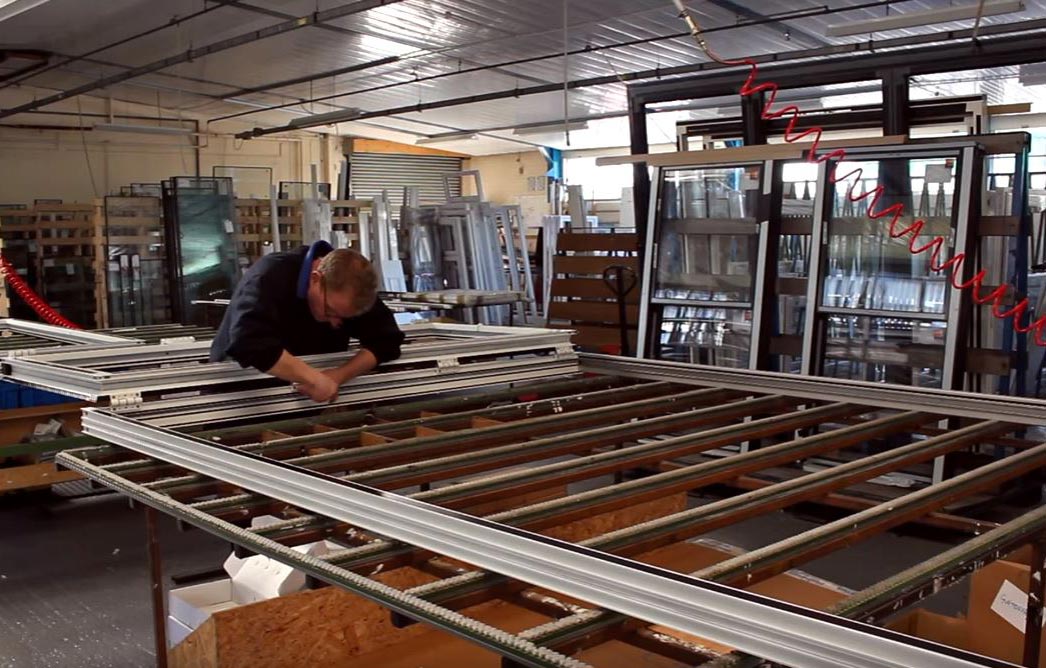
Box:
[294,368,339,403]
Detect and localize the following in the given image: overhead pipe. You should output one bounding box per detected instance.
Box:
[235,19,1046,139]
[0,0,411,121]
[210,0,899,125]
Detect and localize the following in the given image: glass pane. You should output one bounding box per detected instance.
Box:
[824,156,959,315]
[657,306,752,368]
[655,165,761,302]
[214,166,272,199]
[821,315,946,388]
[166,178,240,326]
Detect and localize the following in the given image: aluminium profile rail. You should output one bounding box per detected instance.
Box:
[74,406,1010,668]
[0,317,142,355]
[582,354,1046,426]
[1,323,576,403]
[55,452,590,668]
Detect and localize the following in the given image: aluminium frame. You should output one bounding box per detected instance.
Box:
[0,323,576,404]
[58,357,1046,668]
[74,404,1014,668]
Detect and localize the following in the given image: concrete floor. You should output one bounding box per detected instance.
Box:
[0,490,227,668]
[0,483,987,668]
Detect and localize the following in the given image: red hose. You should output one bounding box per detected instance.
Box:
[677,7,1045,347]
[0,253,81,329]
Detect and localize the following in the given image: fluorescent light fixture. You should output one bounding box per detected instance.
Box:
[825,0,1024,37]
[415,133,479,145]
[513,121,588,136]
[1019,63,1046,87]
[287,107,364,128]
[93,123,194,136]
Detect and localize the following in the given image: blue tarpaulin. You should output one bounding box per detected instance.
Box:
[541,147,563,181]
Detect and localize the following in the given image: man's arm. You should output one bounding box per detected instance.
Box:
[268,350,339,403]
[322,349,379,386]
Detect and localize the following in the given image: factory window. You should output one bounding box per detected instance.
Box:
[563,156,635,202]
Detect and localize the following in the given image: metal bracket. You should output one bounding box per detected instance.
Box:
[109,391,144,410]
[159,336,197,345]
[436,357,461,372]
[555,343,576,358]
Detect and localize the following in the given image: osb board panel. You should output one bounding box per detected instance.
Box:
[460,485,565,517]
[579,639,693,668]
[437,492,684,575]
[170,617,218,668]
[336,602,550,668]
[543,494,687,544]
[205,567,442,668]
[638,542,850,655]
[0,462,81,493]
[338,602,690,668]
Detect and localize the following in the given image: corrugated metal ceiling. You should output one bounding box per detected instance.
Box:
[0,0,1044,154]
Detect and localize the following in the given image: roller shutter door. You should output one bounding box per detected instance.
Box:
[349,153,463,204]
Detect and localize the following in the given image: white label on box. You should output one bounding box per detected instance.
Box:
[741,176,760,191]
[991,578,1045,632]
[926,164,954,184]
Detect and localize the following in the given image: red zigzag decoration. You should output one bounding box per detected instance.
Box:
[728,56,1045,347]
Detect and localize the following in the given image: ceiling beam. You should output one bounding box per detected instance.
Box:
[0,0,410,121]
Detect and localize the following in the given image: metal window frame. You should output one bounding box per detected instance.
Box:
[580,353,1046,426]
[637,161,770,369]
[75,404,1011,668]
[0,323,576,403]
[0,318,140,355]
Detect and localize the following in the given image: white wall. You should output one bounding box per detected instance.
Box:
[0,127,335,205]
[463,150,550,205]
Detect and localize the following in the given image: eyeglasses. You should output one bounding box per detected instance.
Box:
[320,276,356,320]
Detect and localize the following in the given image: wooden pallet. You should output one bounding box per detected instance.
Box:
[546,232,640,352]
[234,199,368,266]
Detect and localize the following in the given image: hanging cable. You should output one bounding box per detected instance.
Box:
[0,254,81,329]
[672,0,1045,347]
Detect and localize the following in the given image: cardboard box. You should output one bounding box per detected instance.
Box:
[967,547,1046,666]
[889,546,1046,666]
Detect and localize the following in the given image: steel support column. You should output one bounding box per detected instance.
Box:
[880,68,910,138]
[741,91,767,146]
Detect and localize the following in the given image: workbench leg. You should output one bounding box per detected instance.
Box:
[1023,536,1046,667]
[145,506,169,668]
